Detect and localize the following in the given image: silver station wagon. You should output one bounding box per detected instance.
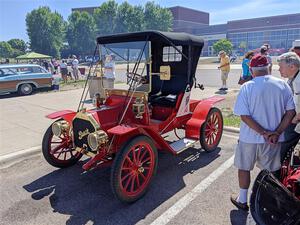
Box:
[0,64,53,95]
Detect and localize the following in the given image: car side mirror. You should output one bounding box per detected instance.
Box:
[159,66,171,80]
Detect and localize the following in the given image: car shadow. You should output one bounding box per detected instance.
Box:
[0,87,51,99]
[215,90,228,95]
[0,92,20,99]
[22,146,221,225]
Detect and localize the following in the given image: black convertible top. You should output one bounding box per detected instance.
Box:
[97,31,204,47]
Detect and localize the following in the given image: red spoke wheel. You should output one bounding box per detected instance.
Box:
[111,136,158,203]
[42,121,82,168]
[200,108,223,152]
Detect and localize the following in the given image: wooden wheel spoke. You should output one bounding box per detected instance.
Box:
[208,121,215,129]
[205,127,211,133]
[125,156,134,166]
[121,171,132,183]
[130,175,136,192]
[139,149,147,164]
[214,118,219,126]
[135,174,140,189]
[139,172,146,181]
[208,136,212,144]
[212,114,217,124]
[70,150,75,157]
[124,173,134,189]
[132,147,138,163]
[141,157,151,165]
[206,123,212,130]
[211,132,216,140]
[51,141,67,154]
[64,152,67,160]
[136,146,142,162]
[207,134,212,144]
[207,130,213,138]
[210,135,215,144]
[58,136,67,141]
[207,136,211,145]
[57,149,63,159]
[122,167,133,171]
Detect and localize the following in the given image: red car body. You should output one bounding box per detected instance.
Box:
[42,31,224,202]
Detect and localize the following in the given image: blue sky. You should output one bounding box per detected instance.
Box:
[0,0,299,41]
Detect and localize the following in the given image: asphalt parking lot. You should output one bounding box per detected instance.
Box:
[0,130,259,225]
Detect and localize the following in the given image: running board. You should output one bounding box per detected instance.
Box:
[170,138,198,154]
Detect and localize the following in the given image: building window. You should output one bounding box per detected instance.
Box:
[163,46,182,62]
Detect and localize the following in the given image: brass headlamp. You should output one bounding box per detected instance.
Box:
[52,120,70,137]
[87,130,109,151]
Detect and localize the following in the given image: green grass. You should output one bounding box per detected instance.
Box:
[60,79,85,85]
[58,79,86,91]
[221,108,241,127]
[223,114,241,128]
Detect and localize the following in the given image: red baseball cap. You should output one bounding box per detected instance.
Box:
[250,54,268,67]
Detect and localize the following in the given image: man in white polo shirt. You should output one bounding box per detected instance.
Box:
[230,54,295,211]
[278,52,300,161]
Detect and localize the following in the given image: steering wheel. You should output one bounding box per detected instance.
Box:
[126,72,143,84]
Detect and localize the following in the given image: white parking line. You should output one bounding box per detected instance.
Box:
[150,154,235,225]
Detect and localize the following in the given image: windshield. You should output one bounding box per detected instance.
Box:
[95,41,151,91]
[78,41,151,111]
[101,41,150,63]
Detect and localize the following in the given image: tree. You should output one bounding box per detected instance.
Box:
[130,6,145,32]
[114,2,133,33]
[7,39,27,57]
[213,39,233,56]
[7,39,27,52]
[144,1,173,31]
[67,11,96,56]
[93,1,172,35]
[0,41,13,58]
[26,7,65,58]
[94,0,118,36]
[115,2,144,33]
[155,6,173,31]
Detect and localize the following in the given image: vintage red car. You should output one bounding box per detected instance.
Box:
[42,31,224,202]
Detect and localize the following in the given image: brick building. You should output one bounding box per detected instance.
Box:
[72,6,300,56]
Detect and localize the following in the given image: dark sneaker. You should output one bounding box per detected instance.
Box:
[223,87,228,90]
[219,87,224,91]
[230,195,249,211]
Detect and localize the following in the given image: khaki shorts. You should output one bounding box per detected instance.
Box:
[234,141,281,172]
[221,71,229,81]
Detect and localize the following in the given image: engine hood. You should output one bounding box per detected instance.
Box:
[85,103,124,132]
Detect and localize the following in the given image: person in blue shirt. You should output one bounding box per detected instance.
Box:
[242,51,254,80]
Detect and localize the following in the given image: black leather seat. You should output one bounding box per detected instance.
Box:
[151,94,177,107]
[150,76,187,108]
